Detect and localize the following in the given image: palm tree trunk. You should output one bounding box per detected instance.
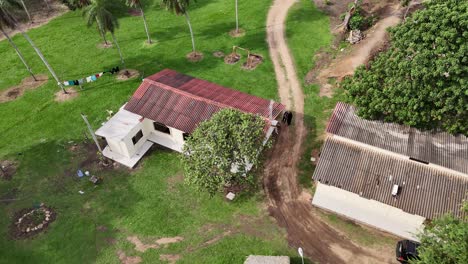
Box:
[21,31,67,93]
[235,0,239,33]
[43,0,51,12]
[184,11,196,52]
[2,28,37,81]
[139,5,152,44]
[111,32,125,69]
[95,18,108,45]
[403,0,413,20]
[20,0,33,24]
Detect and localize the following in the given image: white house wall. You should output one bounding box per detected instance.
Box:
[312,183,425,241]
[123,121,151,158]
[146,121,185,153]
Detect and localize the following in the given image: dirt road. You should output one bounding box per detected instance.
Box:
[264,0,395,263]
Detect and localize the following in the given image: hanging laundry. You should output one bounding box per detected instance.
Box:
[78,79,84,85]
[105,66,120,74]
[91,75,97,81]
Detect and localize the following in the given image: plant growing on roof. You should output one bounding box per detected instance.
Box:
[0,0,67,93]
[161,0,199,55]
[83,0,125,68]
[182,109,267,196]
[342,0,468,136]
[125,0,152,44]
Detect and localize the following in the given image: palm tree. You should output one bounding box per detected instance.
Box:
[83,0,125,67]
[126,0,152,44]
[0,0,36,80]
[1,0,67,92]
[234,0,239,33]
[18,0,31,23]
[161,0,197,52]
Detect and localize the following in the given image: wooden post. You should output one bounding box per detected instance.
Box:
[81,114,102,153]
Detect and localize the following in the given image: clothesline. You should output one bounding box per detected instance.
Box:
[61,66,120,87]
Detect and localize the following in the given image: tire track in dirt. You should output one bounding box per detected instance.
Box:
[264,1,394,263]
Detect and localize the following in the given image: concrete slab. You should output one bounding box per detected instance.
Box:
[102,140,153,168]
[312,183,425,241]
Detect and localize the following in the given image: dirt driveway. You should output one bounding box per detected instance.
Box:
[264,0,396,263]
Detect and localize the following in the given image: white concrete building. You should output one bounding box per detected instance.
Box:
[95,69,285,168]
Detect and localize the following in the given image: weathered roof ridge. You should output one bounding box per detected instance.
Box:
[326,102,468,174]
[143,77,272,120]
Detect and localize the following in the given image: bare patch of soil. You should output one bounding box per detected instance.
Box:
[167,174,184,191]
[117,69,140,81]
[97,225,108,232]
[242,54,263,70]
[160,254,181,264]
[126,235,184,253]
[229,28,246,38]
[117,250,142,264]
[127,236,159,252]
[0,160,17,181]
[0,75,48,103]
[9,205,57,240]
[97,42,113,49]
[186,51,204,62]
[54,87,79,102]
[212,51,225,58]
[224,53,241,64]
[156,236,184,245]
[0,2,68,41]
[79,142,114,170]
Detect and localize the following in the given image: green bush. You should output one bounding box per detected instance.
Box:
[349,14,364,30]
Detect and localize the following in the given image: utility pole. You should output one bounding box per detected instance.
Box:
[81,114,102,153]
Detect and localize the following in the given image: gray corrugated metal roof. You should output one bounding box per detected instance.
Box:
[313,137,468,219]
[327,103,468,174]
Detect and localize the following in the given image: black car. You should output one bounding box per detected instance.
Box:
[396,240,420,263]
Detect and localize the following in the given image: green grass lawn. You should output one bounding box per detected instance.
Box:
[0,0,307,263]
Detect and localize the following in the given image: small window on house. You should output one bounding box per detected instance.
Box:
[154,122,170,134]
[183,133,190,141]
[132,130,143,145]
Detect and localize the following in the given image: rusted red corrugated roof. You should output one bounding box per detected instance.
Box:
[125,69,285,133]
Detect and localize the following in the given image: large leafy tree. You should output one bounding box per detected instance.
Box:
[182,109,267,196]
[342,0,468,135]
[412,203,468,264]
[83,0,125,67]
[161,0,197,53]
[126,0,152,44]
[0,0,36,80]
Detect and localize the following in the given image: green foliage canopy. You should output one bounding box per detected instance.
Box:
[412,204,468,264]
[342,0,468,135]
[83,0,118,34]
[182,109,267,196]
